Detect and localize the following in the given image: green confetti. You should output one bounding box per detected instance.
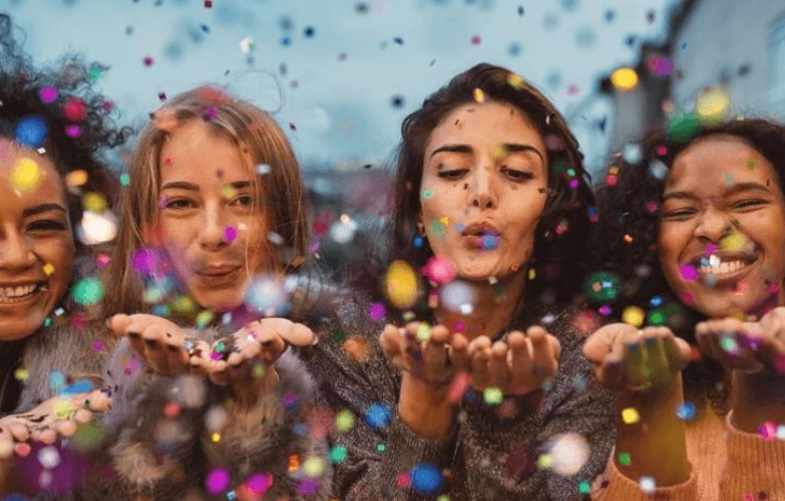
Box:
[376,443,386,453]
[71,277,104,306]
[120,173,131,185]
[578,481,591,494]
[667,113,700,142]
[483,387,503,405]
[422,190,433,199]
[329,445,348,463]
[618,452,631,466]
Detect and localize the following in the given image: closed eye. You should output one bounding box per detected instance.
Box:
[501,167,534,182]
[730,199,768,210]
[437,169,468,180]
[662,208,697,220]
[27,220,68,232]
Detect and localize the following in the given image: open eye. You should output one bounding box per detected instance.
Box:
[164,198,195,210]
[231,195,255,207]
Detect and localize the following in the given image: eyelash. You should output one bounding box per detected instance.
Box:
[163,196,256,210]
[436,167,534,182]
[28,220,67,231]
[662,199,769,220]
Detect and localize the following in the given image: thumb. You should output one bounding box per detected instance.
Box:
[106,314,132,337]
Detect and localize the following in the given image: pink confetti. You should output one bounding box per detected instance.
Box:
[368,302,386,321]
[143,56,154,67]
[470,35,482,45]
[224,226,238,242]
[679,264,698,281]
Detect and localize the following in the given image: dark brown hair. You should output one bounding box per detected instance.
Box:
[390,63,594,308]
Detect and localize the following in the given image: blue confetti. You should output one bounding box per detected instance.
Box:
[62,379,94,395]
[14,115,48,148]
[364,403,391,429]
[410,463,444,494]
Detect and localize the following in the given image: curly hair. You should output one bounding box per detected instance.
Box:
[590,118,785,414]
[0,12,130,244]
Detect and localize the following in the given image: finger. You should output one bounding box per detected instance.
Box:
[53,419,78,438]
[142,327,170,374]
[471,348,492,390]
[698,320,761,371]
[81,390,112,413]
[107,314,133,337]
[254,327,287,363]
[467,336,492,358]
[489,341,510,387]
[622,338,650,389]
[528,327,559,378]
[583,323,638,363]
[31,428,58,445]
[254,318,316,347]
[163,333,189,375]
[379,324,405,359]
[449,333,470,371]
[423,326,450,383]
[6,421,29,442]
[508,332,533,380]
[639,329,673,387]
[662,332,692,371]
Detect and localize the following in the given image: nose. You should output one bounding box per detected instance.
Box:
[198,204,230,251]
[0,230,37,271]
[695,207,733,243]
[470,165,497,210]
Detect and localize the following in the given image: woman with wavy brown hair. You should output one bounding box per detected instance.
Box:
[304,63,615,500]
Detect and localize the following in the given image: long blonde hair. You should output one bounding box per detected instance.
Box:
[104,85,308,318]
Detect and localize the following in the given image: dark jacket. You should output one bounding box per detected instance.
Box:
[301,292,616,501]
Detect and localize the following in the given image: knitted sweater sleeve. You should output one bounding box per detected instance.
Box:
[719,412,785,500]
[459,313,616,501]
[301,294,458,501]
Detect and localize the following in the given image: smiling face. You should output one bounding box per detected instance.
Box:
[658,135,785,318]
[420,100,549,281]
[153,119,272,312]
[0,140,75,340]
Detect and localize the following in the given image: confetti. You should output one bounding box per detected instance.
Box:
[410,463,443,494]
[70,277,104,306]
[385,260,418,309]
[483,387,503,405]
[621,407,640,424]
[611,67,639,92]
[621,306,645,328]
[363,403,391,429]
[11,157,42,193]
[547,433,590,476]
[205,467,230,494]
[14,116,48,148]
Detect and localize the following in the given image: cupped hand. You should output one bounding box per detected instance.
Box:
[583,323,691,394]
[0,390,111,460]
[453,326,561,397]
[108,313,211,376]
[380,322,467,391]
[695,307,785,375]
[208,318,316,403]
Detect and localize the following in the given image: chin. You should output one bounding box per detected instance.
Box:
[0,319,45,341]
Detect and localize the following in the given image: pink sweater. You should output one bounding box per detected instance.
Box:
[591,404,785,500]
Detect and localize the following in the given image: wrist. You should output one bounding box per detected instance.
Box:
[398,372,456,440]
[731,370,785,433]
[229,367,279,406]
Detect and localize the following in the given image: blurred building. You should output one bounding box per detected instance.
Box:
[596,0,785,164]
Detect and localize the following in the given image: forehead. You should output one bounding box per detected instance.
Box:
[159,119,251,183]
[0,142,65,205]
[666,136,780,193]
[425,101,545,153]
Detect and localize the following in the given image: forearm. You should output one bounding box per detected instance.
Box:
[613,374,690,486]
[730,370,785,433]
[398,373,457,440]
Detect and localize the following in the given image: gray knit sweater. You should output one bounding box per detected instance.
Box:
[301,292,616,501]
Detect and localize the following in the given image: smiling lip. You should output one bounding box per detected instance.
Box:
[0,280,48,307]
[687,252,758,286]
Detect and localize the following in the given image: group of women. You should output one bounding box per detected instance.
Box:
[1,10,784,501]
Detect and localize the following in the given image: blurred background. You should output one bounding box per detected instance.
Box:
[5,0,785,275]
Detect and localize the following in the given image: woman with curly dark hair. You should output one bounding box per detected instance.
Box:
[586,118,785,499]
[303,63,615,500]
[0,11,128,495]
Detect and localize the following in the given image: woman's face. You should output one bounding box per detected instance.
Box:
[152,119,272,312]
[420,100,549,282]
[659,135,785,318]
[0,140,75,341]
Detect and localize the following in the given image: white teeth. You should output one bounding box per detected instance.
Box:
[699,258,748,276]
[0,283,39,300]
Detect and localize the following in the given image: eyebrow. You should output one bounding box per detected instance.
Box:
[22,203,67,218]
[663,181,773,202]
[161,180,253,191]
[429,143,546,164]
